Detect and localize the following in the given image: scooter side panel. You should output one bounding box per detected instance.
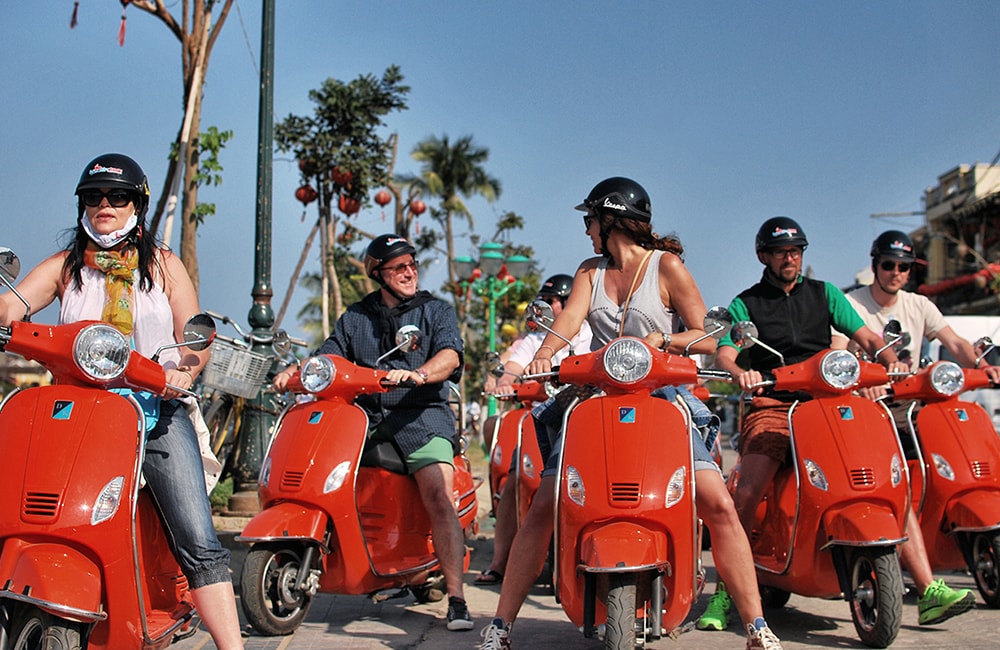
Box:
[557,395,697,630]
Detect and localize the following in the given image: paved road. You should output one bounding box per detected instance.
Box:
[173,445,1000,649]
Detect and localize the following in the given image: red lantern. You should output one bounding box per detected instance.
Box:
[331,166,353,186]
[295,184,318,205]
[470,268,483,281]
[409,199,426,215]
[338,194,361,216]
[374,189,392,206]
[298,158,318,177]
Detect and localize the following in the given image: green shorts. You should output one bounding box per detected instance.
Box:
[405,436,456,473]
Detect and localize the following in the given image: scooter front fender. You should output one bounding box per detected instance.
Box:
[0,541,105,622]
[944,491,1000,532]
[821,503,907,548]
[578,521,669,571]
[236,502,328,546]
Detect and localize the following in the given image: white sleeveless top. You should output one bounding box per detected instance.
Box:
[587,250,681,350]
[60,263,181,367]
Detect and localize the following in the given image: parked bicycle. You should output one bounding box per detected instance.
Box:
[198,311,306,481]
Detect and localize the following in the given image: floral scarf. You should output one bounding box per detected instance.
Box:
[83,248,139,335]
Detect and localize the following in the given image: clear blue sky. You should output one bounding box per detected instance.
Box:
[3,1,999,344]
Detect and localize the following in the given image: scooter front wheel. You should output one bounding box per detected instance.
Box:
[240,543,314,636]
[9,607,81,650]
[970,531,1000,608]
[848,547,902,648]
[605,573,637,650]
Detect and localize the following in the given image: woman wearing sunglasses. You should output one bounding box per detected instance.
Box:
[0,153,244,648]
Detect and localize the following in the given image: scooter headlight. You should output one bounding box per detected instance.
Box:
[603,338,652,384]
[324,460,352,494]
[803,458,828,491]
[929,362,964,396]
[665,466,686,508]
[932,453,955,481]
[300,356,335,393]
[259,456,272,488]
[819,350,860,390]
[91,476,124,525]
[565,465,585,506]
[491,445,504,468]
[74,324,129,382]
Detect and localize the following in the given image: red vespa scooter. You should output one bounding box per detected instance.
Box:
[888,335,1000,607]
[0,249,216,650]
[236,328,479,636]
[524,301,731,648]
[727,321,909,648]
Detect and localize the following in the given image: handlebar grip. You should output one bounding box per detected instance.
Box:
[380,379,418,388]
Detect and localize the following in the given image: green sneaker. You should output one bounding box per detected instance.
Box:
[917,579,976,625]
[697,586,732,631]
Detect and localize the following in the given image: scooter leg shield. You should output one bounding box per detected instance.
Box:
[822,503,907,547]
[236,503,327,544]
[0,541,104,622]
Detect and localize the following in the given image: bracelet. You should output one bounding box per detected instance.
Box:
[178,368,194,381]
[538,344,558,358]
[416,368,429,384]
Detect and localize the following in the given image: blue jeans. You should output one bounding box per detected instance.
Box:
[142,400,231,590]
[533,385,721,477]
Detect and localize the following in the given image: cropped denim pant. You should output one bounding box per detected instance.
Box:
[143,400,232,590]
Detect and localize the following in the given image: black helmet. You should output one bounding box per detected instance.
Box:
[575,177,651,223]
[364,233,417,280]
[870,230,914,262]
[75,153,150,218]
[538,273,573,300]
[755,216,808,252]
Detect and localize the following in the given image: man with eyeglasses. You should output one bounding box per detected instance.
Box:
[700,216,903,633]
[829,229,999,626]
[273,233,474,632]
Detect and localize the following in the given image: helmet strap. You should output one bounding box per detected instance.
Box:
[80,212,138,249]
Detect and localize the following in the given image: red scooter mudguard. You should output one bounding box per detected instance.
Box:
[822,503,908,545]
[237,503,328,544]
[0,540,104,622]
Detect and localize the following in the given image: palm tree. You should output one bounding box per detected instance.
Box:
[404,135,501,288]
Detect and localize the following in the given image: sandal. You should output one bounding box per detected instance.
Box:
[474,569,504,585]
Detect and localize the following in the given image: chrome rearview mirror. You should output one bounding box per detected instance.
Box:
[376,325,423,366]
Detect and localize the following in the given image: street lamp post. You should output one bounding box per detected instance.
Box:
[454,242,531,418]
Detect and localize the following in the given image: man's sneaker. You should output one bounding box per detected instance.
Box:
[446,596,474,631]
[917,579,976,625]
[746,619,783,650]
[696,586,732,630]
[478,618,511,649]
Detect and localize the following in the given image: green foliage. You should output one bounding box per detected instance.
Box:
[170,125,233,227]
[275,65,410,205]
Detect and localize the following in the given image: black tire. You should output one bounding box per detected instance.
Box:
[760,585,791,609]
[9,608,81,650]
[605,573,637,650]
[240,544,314,636]
[204,394,238,477]
[848,547,902,648]
[970,531,1000,608]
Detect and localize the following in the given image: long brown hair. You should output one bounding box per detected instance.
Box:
[594,211,684,265]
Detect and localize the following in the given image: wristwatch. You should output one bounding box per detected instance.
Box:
[416,368,429,384]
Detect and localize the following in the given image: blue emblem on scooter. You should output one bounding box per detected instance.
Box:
[955,409,969,422]
[619,407,635,423]
[838,406,854,420]
[309,411,323,424]
[52,400,73,420]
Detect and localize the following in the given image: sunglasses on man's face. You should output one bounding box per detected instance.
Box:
[80,189,135,208]
[879,260,911,273]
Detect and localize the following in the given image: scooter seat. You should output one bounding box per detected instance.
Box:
[359,439,409,475]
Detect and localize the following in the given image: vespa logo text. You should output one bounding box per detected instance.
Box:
[88,163,124,176]
[602,197,628,213]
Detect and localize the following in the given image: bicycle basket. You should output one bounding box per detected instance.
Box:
[201,340,272,399]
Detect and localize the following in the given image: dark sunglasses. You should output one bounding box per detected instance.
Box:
[80,189,135,208]
[879,260,911,273]
[381,260,419,275]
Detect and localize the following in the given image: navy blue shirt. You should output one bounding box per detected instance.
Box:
[316,290,464,456]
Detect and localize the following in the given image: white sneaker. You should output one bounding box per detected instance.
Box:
[478,618,511,649]
[746,622,782,650]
